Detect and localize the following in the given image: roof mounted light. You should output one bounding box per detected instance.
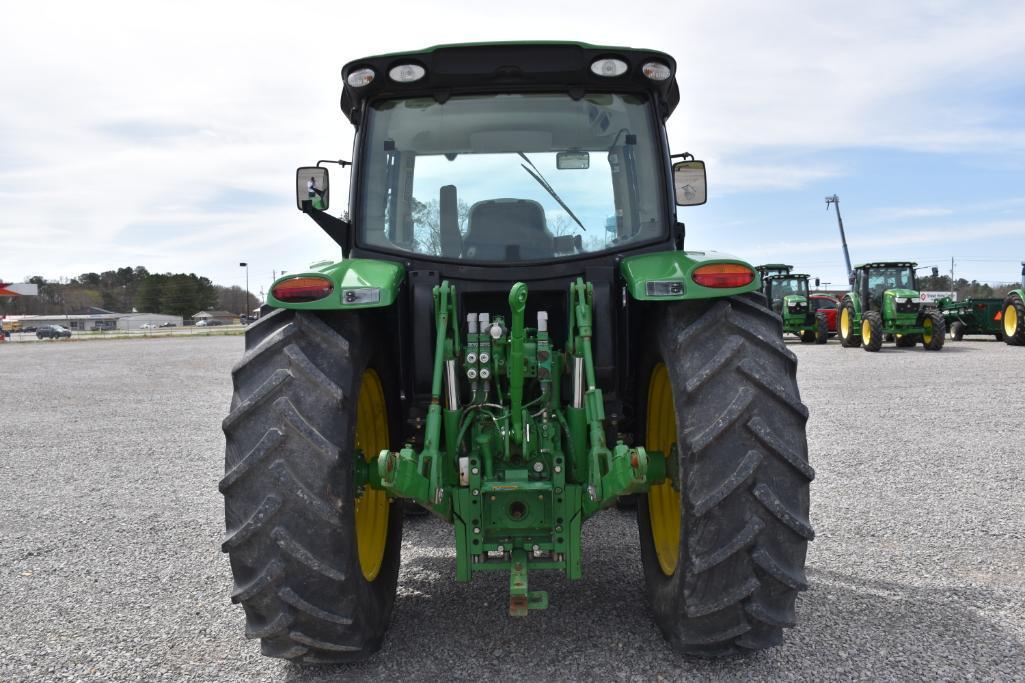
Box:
[389,63,426,83]
[590,57,628,77]
[641,61,672,81]
[346,67,375,88]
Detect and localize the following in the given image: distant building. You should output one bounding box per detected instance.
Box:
[3,312,183,331]
[192,310,236,324]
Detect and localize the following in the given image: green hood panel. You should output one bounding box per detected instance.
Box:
[620,250,759,301]
[267,258,405,310]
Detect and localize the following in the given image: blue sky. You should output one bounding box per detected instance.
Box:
[2,1,1024,295]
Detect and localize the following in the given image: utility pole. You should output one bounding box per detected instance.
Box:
[950,257,955,300]
[239,262,249,318]
[825,195,853,284]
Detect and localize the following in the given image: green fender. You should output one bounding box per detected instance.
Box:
[619,250,760,301]
[843,292,863,319]
[266,258,405,310]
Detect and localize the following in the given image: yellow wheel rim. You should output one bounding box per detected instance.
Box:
[861,318,872,343]
[354,369,389,582]
[1006,304,1018,338]
[646,363,681,577]
[840,307,850,338]
[922,318,933,345]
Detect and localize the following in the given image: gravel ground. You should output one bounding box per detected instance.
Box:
[1,334,1023,681]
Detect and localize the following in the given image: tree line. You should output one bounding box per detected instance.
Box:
[0,266,259,318]
[916,274,1020,301]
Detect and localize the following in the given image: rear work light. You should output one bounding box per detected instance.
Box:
[590,57,628,77]
[692,263,755,289]
[346,67,375,88]
[272,276,334,303]
[389,63,426,83]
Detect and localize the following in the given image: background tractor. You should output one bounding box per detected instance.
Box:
[764,273,828,343]
[1001,262,1025,345]
[220,42,813,663]
[837,261,945,351]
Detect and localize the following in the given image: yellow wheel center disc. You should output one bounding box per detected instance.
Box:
[840,308,850,337]
[1006,304,1019,337]
[861,318,872,342]
[922,318,933,345]
[646,363,681,576]
[354,369,389,581]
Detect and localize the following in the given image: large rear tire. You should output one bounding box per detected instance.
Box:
[220,309,403,664]
[1003,294,1025,345]
[838,301,860,348]
[636,294,813,657]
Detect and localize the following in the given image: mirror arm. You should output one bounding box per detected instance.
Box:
[674,221,685,250]
[301,200,352,258]
[316,159,351,168]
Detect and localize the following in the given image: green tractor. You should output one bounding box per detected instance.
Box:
[220,42,813,663]
[763,273,828,344]
[1000,261,1025,345]
[837,261,945,351]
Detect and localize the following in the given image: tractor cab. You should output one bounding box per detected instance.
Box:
[754,258,791,285]
[853,262,918,314]
[764,273,810,316]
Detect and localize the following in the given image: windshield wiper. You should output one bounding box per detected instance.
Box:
[518,152,587,232]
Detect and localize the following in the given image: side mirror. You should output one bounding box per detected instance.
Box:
[672,160,707,206]
[297,167,329,211]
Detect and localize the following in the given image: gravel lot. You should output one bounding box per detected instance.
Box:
[2,334,1023,681]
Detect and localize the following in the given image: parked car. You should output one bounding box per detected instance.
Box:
[195,320,208,327]
[37,325,72,339]
[140,323,156,330]
[206,319,227,326]
[159,322,177,328]
[810,294,840,335]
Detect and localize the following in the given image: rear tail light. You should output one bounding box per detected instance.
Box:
[692,263,755,288]
[272,276,334,303]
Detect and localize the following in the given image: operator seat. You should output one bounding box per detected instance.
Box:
[462,198,555,260]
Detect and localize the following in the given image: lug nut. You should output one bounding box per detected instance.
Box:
[479,367,491,379]
[467,368,478,379]
[466,352,477,364]
[479,352,490,363]
[532,461,544,473]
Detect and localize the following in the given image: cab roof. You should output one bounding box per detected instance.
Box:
[339,41,680,125]
[766,273,810,280]
[854,262,917,269]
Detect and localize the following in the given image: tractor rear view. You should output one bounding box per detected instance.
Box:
[220,42,813,663]
[837,262,945,351]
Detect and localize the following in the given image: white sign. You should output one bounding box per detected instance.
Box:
[918,291,956,303]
